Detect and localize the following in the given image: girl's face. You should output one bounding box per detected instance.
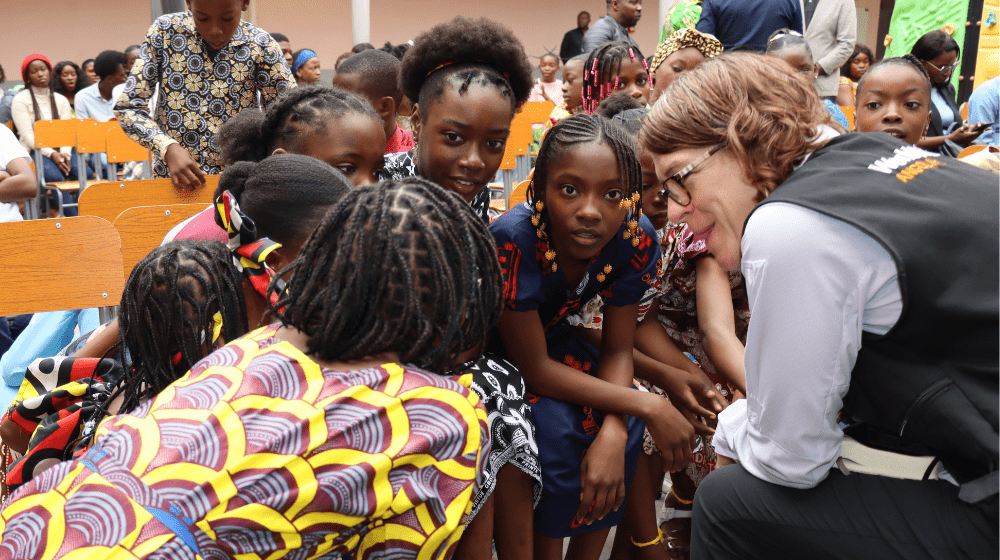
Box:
[542,142,628,264]
[653,147,759,271]
[60,65,77,91]
[540,55,560,82]
[638,149,670,230]
[276,112,386,186]
[296,57,322,85]
[614,58,650,105]
[849,53,870,81]
[26,60,50,88]
[561,60,585,110]
[774,47,817,87]
[83,61,98,84]
[855,65,932,144]
[650,47,706,106]
[412,83,511,203]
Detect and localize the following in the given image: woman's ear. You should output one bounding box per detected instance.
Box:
[410,104,422,143]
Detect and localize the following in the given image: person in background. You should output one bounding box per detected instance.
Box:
[50,61,89,116]
[802,0,856,102]
[0,65,6,87]
[115,0,294,189]
[291,48,322,85]
[332,49,414,154]
[648,27,722,107]
[81,59,98,84]
[583,0,642,53]
[75,50,127,123]
[351,42,375,53]
[547,54,587,127]
[766,29,848,130]
[910,29,984,155]
[270,31,293,69]
[334,51,352,70]
[528,52,564,105]
[696,0,801,51]
[560,10,591,63]
[968,75,998,146]
[837,43,873,105]
[123,44,140,74]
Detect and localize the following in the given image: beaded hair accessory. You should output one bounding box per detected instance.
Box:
[649,28,723,76]
[215,190,285,305]
[582,45,651,114]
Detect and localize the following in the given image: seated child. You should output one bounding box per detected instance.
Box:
[0,178,495,559]
[332,49,415,153]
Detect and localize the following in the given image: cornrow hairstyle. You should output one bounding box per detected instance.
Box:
[271,177,504,372]
[335,49,403,104]
[51,61,90,96]
[765,28,812,57]
[218,85,382,165]
[398,16,533,120]
[215,153,353,245]
[840,43,875,80]
[855,54,932,106]
[112,240,248,416]
[528,113,643,231]
[595,90,643,120]
[581,41,648,114]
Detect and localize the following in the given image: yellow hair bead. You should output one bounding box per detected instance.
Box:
[603,264,613,274]
[596,273,606,282]
[545,250,556,261]
[632,236,640,247]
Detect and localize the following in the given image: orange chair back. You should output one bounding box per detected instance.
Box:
[33,119,80,149]
[113,204,209,278]
[839,105,855,131]
[957,144,988,158]
[520,101,556,125]
[0,217,124,314]
[508,179,531,209]
[78,176,219,223]
[106,126,150,163]
[78,120,119,154]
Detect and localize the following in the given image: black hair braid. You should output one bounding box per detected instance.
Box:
[398,16,533,118]
[271,178,503,373]
[218,85,383,165]
[856,54,932,104]
[214,153,354,245]
[581,41,647,114]
[528,113,643,230]
[109,240,248,418]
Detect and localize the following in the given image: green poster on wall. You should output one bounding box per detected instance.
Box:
[883,0,969,91]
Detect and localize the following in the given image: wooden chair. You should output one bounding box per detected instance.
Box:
[31,119,82,218]
[839,105,855,131]
[77,176,219,223]
[113,204,208,278]
[520,101,556,125]
[0,217,124,321]
[957,144,988,158]
[105,126,151,181]
[76,120,118,185]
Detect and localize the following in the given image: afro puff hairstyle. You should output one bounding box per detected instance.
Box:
[399,16,534,120]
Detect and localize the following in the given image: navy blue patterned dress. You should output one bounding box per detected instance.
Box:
[490,202,661,538]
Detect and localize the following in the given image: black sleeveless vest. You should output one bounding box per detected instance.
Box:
[752,133,998,502]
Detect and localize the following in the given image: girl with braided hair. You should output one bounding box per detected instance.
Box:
[579,41,650,115]
[2,240,248,491]
[0,178,494,559]
[384,15,534,222]
[491,113,698,559]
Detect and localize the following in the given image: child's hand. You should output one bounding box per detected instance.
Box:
[164,143,207,190]
[644,395,696,473]
[659,369,727,429]
[576,427,627,526]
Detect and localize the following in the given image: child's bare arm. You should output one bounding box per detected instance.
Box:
[694,256,747,394]
[0,158,36,203]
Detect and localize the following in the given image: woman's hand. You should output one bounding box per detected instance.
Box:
[658,368,726,431]
[164,143,207,190]
[643,393,696,473]
[948,123,986,145]
[576,425,627,526]
[49,152,72,175]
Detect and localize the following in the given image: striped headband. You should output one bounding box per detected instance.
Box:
[649,28,723,75]
[292,49,317,74]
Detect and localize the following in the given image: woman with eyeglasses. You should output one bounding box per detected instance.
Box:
[639,52,998,560]
[911,29,986,154]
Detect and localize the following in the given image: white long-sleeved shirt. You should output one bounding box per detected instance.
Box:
[712,202,901,488]
[10,86,73,158]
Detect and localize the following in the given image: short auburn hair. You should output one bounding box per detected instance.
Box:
[640,53,832,197]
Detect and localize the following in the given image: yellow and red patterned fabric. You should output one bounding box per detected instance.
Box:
[0,325,489,559]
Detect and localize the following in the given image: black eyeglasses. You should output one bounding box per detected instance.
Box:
[925,59,960,75]
[659,145,722,206]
